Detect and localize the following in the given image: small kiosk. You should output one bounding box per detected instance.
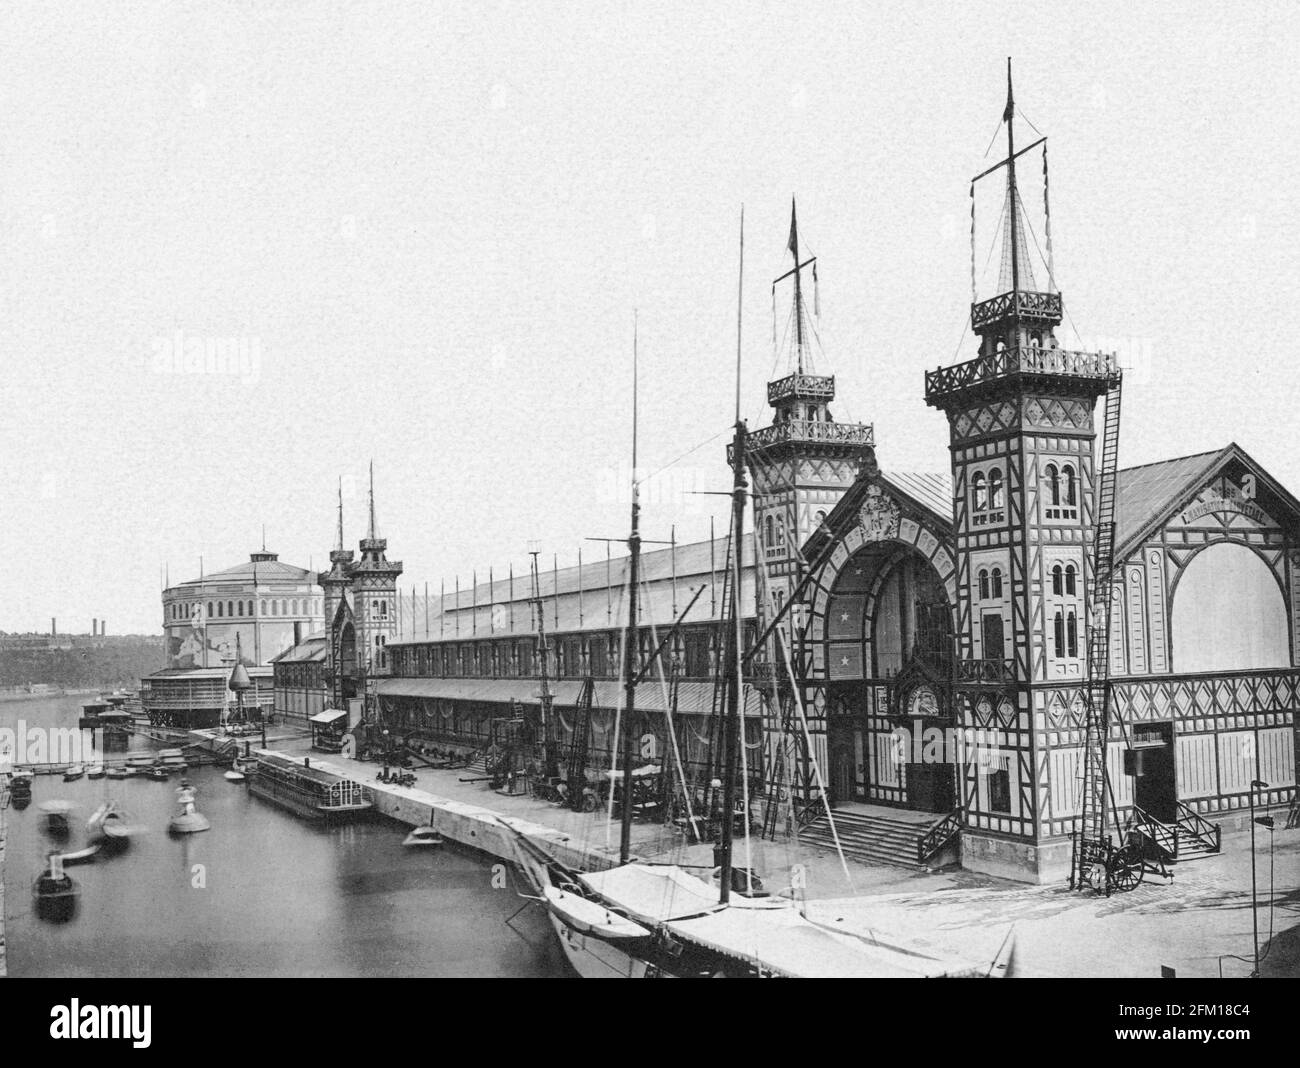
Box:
[310,709,348,753]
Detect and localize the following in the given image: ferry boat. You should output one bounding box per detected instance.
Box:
[248,753,373,822]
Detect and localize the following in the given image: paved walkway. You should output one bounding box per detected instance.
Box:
[257,726,1299,978]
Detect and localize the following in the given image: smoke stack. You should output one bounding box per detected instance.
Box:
[52,617,57,637]
[91,619,97,636]
[100,618,106,636]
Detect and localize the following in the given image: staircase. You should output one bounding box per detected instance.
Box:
[1172,825,1217,861]
[799,808,946,870]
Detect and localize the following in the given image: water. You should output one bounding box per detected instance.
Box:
[2,695,567,977]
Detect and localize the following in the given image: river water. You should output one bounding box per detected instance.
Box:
[2,694,566,977]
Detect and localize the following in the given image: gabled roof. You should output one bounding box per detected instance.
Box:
[1114,443,1300,556]
[272,636,328,664]
[805,468,953,560]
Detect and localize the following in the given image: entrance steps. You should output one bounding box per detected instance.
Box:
[797,806,945,870]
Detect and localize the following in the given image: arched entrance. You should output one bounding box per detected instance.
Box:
[823,541,955,810]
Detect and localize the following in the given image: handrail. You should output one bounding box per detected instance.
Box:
[925,345,1119,402]
[1174,801,1221,854]
[1129,805,1178,859]
[918,808,962,863]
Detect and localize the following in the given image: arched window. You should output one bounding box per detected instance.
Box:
[1045,464,1060,507]
[1052,564,1063,595]
[237,601,244,617]
[972,472,988,511]
[217,601,224,618]
[991,567,1003,598]
[814,510,827,531]
[1065,564,1077,596]
[260,599,266,615]
[764,515,774,549]
[227,600,234,616]
[988,468,1004,510]
[978,569,989,600]
[1063,465,1077,506]
[1053,612,1065,658]
[775,515,786,548]
[774,590,785,613]
[1066,611,1078,658]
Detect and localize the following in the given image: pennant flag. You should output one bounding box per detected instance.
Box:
[787,198,799,258]
[1003,59,1014,123]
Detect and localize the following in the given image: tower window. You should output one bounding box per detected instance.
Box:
[1052,564,1063,595]
[1045,464,1060,507]
[776,514,786,549]
[1065,564,1077,596]
[1067,611,1078,658]
[972,472,988,512]
[988,468,1004,510]
[814,510,827,531]
[978,569,989,600]
[1063,465,1077,507]
[1053,611,1065,658]
[991,567,1003,598]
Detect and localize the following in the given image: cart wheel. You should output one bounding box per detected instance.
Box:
[1109,849,1145,893]
[1085,859,1108,892]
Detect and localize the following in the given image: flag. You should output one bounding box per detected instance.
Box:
[787,198,799,257]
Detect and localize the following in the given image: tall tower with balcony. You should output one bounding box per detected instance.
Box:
[744,201,875,620]
[922,65,1120,879]
[351,463,403,678]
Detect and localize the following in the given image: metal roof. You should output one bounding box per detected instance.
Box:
[881,471,953,524]
[1113,447,1229,553]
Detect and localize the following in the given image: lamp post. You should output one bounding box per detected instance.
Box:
[1248,778,1269,977]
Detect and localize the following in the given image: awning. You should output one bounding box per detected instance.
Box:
[665,906,958,978]
[309,709,347,725]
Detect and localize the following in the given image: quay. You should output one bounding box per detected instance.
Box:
[179,724,1297,978]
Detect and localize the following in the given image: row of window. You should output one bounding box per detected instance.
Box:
[762,509,828,557]
[970,463,1080,522]
[390,624,756,681]
[168,597,323,621]
[1053,610,1080,659]
[979,564,1077,599]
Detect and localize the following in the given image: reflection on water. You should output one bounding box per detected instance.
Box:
[3,695,566,977]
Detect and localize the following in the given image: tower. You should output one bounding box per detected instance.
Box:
[923,62,1120,880]
[744,200,875,618]
[351,462,403,677]
[320,479,356,704]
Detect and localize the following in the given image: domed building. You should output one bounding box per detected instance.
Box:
[141,548,323,728]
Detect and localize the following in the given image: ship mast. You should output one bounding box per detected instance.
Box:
[618,313,642,865]
[718,207,747,904]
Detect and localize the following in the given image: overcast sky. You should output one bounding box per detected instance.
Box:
[3,2,1298,635]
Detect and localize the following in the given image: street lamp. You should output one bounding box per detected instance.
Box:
[1249,778,1269,977]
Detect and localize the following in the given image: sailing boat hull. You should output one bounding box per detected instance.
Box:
[546,911,653,979]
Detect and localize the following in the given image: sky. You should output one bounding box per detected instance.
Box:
[3,1,1299,635]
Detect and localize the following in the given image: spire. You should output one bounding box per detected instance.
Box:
[1000,57,1034,298]
[336,477,345,552]
[368,460,377,540]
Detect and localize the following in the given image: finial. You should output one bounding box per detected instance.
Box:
[261,524,266,551]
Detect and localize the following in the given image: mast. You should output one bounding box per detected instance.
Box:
[1004,59,1021,304]
[787,199,805,372]
[618,312,642,865]
[530,550,556,779]
[719,206,747,905]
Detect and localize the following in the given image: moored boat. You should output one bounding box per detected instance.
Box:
[88,764,106,779]
[105,765,129,780]
[63,764,85,782]
[248,753,372,822]
[402,826,443,847]
[38,799,76,837]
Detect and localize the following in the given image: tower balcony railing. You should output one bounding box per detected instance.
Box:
[924,346,1120,404]
[971,290,1063,330]
[768,373,836,405]
[731,419,874,463]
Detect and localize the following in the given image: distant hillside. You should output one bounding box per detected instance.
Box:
[0,635,166,689]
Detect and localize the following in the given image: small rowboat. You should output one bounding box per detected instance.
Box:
[63,764,85,782]
[105,766,128,779]
[87,764,106,779]
[402,826,444,848]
